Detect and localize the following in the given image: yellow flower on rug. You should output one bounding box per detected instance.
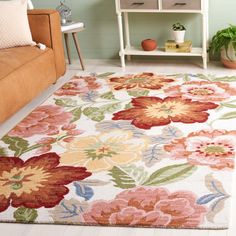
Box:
[60,130,149,172]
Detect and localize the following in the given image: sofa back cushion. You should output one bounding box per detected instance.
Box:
[0,0,35,49]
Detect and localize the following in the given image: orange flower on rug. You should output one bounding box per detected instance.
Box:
[82,187,207,228]
[164,81,236,102]
[0,153,91,212]
[112,96,218,129]
[109,73,174,90]
[164,130,236,170]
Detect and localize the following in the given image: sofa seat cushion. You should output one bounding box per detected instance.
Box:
[0,46,53,81]
[0,46,57,123]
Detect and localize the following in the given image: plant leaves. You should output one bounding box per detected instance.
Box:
[13,208,38,223]
[54,98,78,107]
[221,103,236,108]
[205,174,227,195]
[81,91,99,102]
[124,102,133,109]
[151,126,183,144]
[219,111,236,120]
[83,107,105,122]
[142,163,197,186]
[2,136,29,156]
[212,76,236,82]
[97,72,115,78]
[49,199,89,222]
[100,91,116,100]
[0,147,7,156]
[70,107,82,123]
[197,193,221,205]
[100,103,121,113]
[109,166,137,189]
[128,90,149,97]
[207,197,228,223]
[80,179,109,186]
[142,145,168,167]
[74,182,94,201]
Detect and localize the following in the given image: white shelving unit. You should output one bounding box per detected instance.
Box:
[115,0,209,68]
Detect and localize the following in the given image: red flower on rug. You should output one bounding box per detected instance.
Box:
[164,130,236,170]
[54,76,101,96]
[109,73,174,90]
[164,81,236,102]
[8,105,72,138]
[0,153,91,212]
[112,96,218,129]
[82,187,207,228]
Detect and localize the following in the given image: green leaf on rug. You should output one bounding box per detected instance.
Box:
[70,107,82,122]
[221,103,236,108]
[212,76,236,82]
[0,147,7,156]
[2,136,29,156]
[109,165,149,189]
[14,208,38,223]
[83,107,105,122]
[142,163,197,186]
[127,90,149,97]
[96,72,115,78]
[54,98,78,107]
[124,102,133,109]
[219,111,236,120]
[100,91,116,100]
[100,103,122,113]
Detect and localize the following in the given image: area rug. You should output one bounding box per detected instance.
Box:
[0,72,235,229]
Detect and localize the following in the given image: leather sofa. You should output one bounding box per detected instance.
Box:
[0,9,66,123]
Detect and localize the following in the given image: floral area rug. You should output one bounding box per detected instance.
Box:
[0,72,235,229]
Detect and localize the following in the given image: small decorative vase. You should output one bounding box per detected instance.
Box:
[221,42,236,69]
[141,39,157,51]
[173,30,186,44]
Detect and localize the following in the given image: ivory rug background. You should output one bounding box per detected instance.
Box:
[0,72,235,229]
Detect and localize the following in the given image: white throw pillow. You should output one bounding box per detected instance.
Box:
[0,0,35,49]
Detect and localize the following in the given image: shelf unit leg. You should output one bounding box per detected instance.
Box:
[124,12,131,61]
[202,13,208,69]
[117,12,126,67]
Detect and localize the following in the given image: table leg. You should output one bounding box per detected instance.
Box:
[72,32,85,71]
[64,33,71,64]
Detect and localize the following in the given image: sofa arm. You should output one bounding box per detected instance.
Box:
[27,9,66,78]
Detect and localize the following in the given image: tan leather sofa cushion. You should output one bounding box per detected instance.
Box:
[0,46,55,81]
[0,46,56,123]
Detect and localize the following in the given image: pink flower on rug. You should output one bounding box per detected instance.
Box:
[8,105,72,138]
[82,187,207,228]
[164,81,236,102]
[164,130,236,170]
[54,76,101,96]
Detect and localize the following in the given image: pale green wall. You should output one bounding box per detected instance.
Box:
[32,0,236,59]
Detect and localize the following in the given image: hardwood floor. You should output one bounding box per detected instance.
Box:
[0,59,235,236]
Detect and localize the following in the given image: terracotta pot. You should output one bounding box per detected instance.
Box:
[141,39,157,51]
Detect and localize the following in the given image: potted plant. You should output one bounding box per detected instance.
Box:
[172,23,186,44]
[209,25,236,69]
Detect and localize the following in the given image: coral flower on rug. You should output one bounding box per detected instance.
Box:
[164,81,236,102]
[82,187,207,228]
[112,96,218,129]
[109,73,174,90]
[8,105,72,138]
[54,76,101,96]
[0,153,91,212]
[60,130,148,172]
[164,130,236,170]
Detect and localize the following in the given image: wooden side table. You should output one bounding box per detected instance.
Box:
[61,24,85,70]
